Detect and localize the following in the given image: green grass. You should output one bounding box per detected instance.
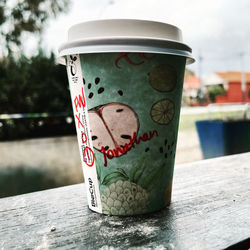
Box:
[179,110,246,131]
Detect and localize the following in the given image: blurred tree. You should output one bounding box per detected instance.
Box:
[0,51,71,113]
[207,85,226,103]
[0,0,70,55]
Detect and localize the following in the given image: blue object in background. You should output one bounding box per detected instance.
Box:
[195,120,226,158]
[195,120,250,159]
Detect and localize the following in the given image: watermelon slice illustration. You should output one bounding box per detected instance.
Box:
[88,103,139,155]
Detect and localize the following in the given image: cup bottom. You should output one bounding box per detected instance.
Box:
[88,181,173,216]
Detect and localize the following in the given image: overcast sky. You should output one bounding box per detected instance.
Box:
[41,0,250,76]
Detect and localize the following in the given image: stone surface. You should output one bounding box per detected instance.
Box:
[0,153,250,249]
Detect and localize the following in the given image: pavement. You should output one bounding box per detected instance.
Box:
[175,129,203,164]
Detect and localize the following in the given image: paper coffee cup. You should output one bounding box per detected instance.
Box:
[58,19,194,215]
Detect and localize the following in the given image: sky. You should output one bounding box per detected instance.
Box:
[40,0,250,76]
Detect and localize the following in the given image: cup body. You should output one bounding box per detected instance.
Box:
[66,52,186,215]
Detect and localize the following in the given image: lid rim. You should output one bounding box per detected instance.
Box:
[58,44,195,65]
[59,37,192,54]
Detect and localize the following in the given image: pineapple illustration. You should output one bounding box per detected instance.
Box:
[101,180,149,215]
[98,157,166,216]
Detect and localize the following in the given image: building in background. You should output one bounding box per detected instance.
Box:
[203,71,250,103]
[183,72,201,106]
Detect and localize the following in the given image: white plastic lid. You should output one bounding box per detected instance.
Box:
[58,19,194,64]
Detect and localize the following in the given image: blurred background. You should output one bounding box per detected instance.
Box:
[0,0,249,198]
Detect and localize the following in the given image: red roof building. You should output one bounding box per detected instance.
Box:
[214,71,250,103]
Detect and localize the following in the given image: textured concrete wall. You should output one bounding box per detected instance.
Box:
[0,136,83,185]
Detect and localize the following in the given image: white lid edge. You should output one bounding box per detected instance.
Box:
[57,45,195,65]
[68,19,183,44]
[57,19,194,65]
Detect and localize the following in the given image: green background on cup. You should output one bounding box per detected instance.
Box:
[80,52,186,214]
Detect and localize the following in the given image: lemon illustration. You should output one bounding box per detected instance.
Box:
[150,99,175,125]
[149,64,177,92]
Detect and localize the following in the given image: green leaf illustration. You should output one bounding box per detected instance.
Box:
[146,168,164,192]
[102,170,129,186]
[141,164,164,191]
[130,156,148,183]
[116,168,129,179]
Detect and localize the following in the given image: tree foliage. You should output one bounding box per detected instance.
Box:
[0,0,70,55]
[207,85,226,103]
[0,51,71,113]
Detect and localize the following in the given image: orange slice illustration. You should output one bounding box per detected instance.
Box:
[150,99,175,125]
[149,64,177,92]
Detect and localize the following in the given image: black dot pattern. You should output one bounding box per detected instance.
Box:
[98,87,104,94]
[145,147,150,152]
[84,76,124,100]
[95,77,100,84]
[116,109,123,112]
[159,138,175,160]
[121,134,131,139]
[118,90,123,96]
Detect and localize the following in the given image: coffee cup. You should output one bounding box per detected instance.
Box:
[58,19,194,215]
